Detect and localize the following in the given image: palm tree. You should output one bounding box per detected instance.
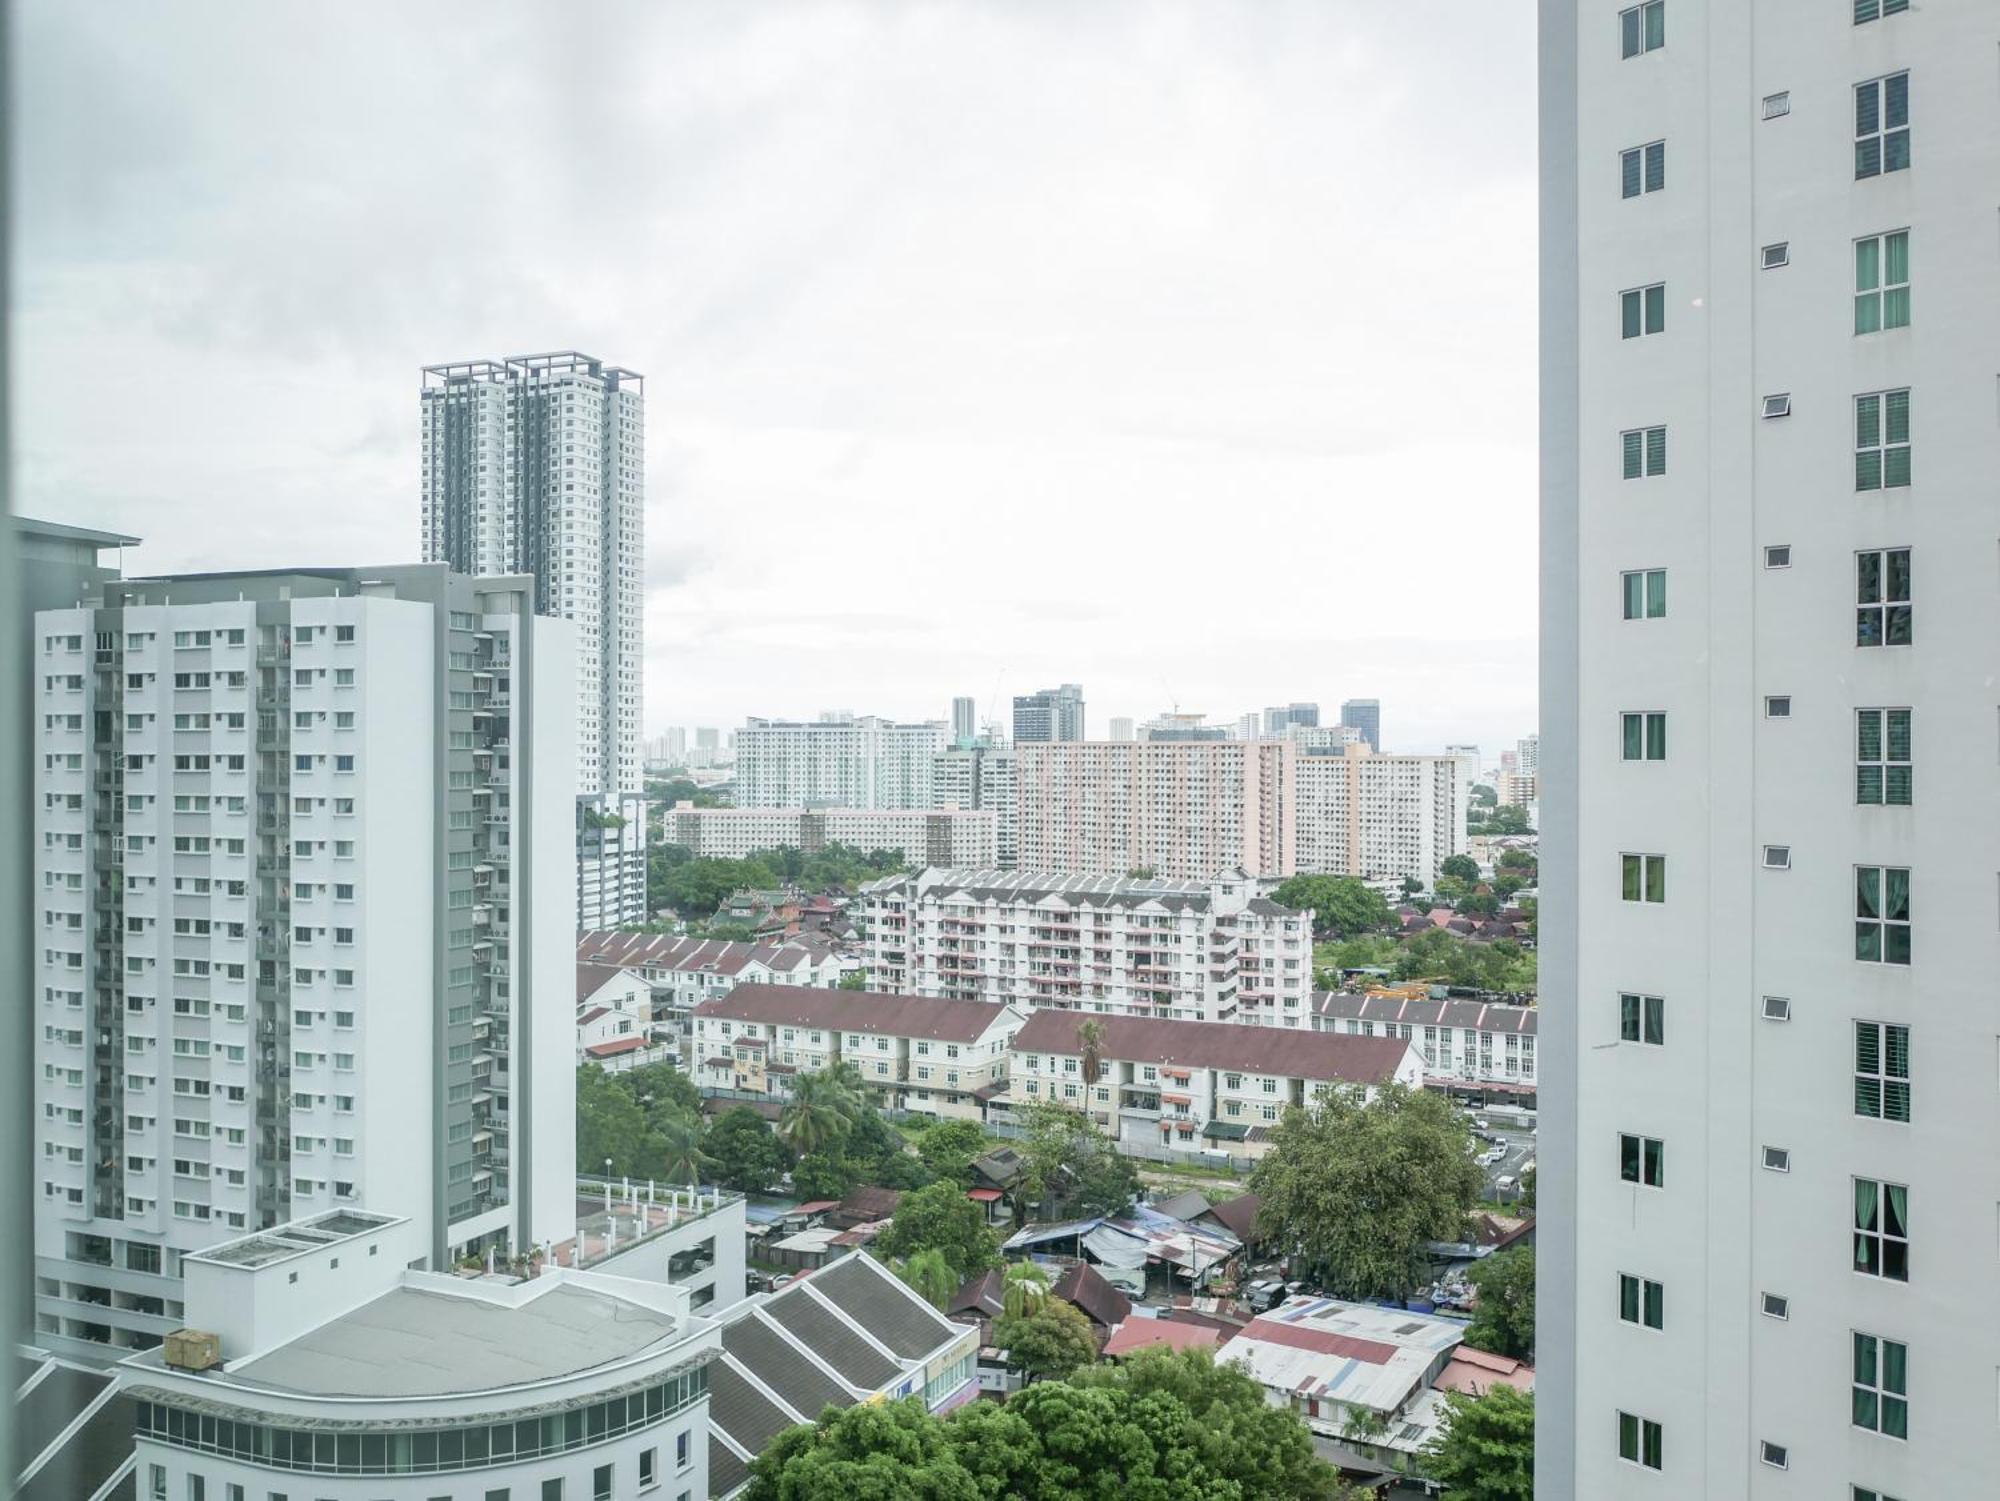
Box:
[778,1071,851,1156]
[896,1248,958,1309]
[1076,1021,1105,1089]
[651,1112,709,1185]
[1002,1261,1050,1318]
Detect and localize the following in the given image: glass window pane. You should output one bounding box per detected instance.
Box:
[1644,141,1665,191]
[1884,73,1907,128]
[1855,238,1881,293]
[1855,393,1880,446]
[1884,446,1909,487]
[1856,923,1882,962]
[1647,713,1666,758]
[1623,292,1642,339]
[1623,716,1642,759]
[1885,389,1909,444]
[1643,2,1664,48]
[1623,430,1643,478]
[1647,571,1665,616]
[1856,82,1880,135]
[1884,129,1909,172]
[1621,1276,1638,1321]
[1882,286,1909,329]
[1622,9,1640,56]
[1645,284,1664,332]
[1646,427,1666,474]
[1622,856,1640,901]
[1885,231,1908,284]
[1624,572,1643,618]
[1622,150,1641,198]
[1884,867,1909,919]
[1644,998,1663,1045]
[1857,709,1882,760]
[1856,291,1882,336]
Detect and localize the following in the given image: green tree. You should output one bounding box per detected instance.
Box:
[703,1106,795,1193]
[1011,1101,1140,1224]
[1425,1384,1535,1501]
[1463,1246,1536,1361]
[1519,1164,1537,1210]
[1270,875,1392,937]
[916,1119,988,1186]
[1496,849,1537,873]
[744,1398,983,1501]
[1400,876,1425,898]
[623,1061,703,1122]
[1481,804,1533,835]
[779,1069,861,1157]
[1001,1261,1050,1318]
[894,1248,960,1309]
[1439,854,1481,884]
[647,1110,710,1184]
[1249,1082,1481,1302]
[1075,1020,1106,1088]
[791,1151,858,1202]
[575,1066,649,1177]
[875,1181,998,1280]
[992,1297,1097,1380]
[836,968,869,990]
[1470,783,1499,808]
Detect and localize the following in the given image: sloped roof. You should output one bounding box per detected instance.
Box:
[698,983,1015,1044]
[1101,1318,1221,1358]
[1011,1010,1413,1085]
[575,962,634,1005]
[1051,1260,1131,1330]
[1313,991,1537,1035]
[1201,1192,1263,1243]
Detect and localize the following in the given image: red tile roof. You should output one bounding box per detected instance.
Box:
[1010,1010,1413,1085]
[698,983,1015,1044]
[1102,1319,1222,1357]
[584,1037,649,1058]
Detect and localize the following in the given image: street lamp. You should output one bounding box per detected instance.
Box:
[604,1158,614,1215]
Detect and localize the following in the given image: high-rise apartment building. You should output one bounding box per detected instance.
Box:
[1140,712,1229,742]
[1107,716,1135,742]
[733,715,945,809]
[660,804,997,869]
[1014,739,1296,881]
[931,743,1017,867]
[1338,698,1380,751]
[576,791,648,927]
[1514,733,1539,775]
[1540,5,1997,1497]
[1262,702,1320,735]
[1011,683,1085,743]
[420,352,643,798]
[31,563,576,1360]
[1292,741,1464,887]
[950,696,977,745]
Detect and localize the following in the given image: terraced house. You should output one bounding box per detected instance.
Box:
[1313,991,1539,1104]
[691,984,1025,1121]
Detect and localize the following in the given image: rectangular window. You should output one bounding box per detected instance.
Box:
[1851,1332,1908,1438]
[1620,712,1667,761]
[1854,232,1910,334]
[593,1464,613,1501]
[639,1448,657,1488]
[1621,568,1666,620]
[1855,73,1910,179]
[1621,283,1666,338]
[1855,0,1909,18]
[1855,866,1911,964]
[1853,1178,1909,1282]
[1619,1,1665,58]
[1620,140,1665,198]
[1621,853,1666,904]
[1619,1273,1664,1330]
[1856,549,1912,648]
[1621,426,1667,478]
[1855,709,1912,805]
[1619,1133,1664,1187]
[1854,1021,1911,1122]
[1617,1411,1663,1469]
[1854,390,1911,490]
[1619,993,1664,1045]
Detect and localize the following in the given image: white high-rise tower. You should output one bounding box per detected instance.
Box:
[1540,3,1998,1497]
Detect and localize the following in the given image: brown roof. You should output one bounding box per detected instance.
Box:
[1201,1192,1263,1243]
[947,1268,1005,1320]
[575,961,632,1005]
[1313,991,1537,1036]
[1050,1260,1131,1331]
[1010,1011,1413,1085]
[1101,1319,1221,1357]
[698,983,1016,1044]
[831,1185,905,1227]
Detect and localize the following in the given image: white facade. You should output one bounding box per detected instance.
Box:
[1293,742,1465,886]
[1014,739,1297,881]
[1540,5,1999,1498]
[930,744,1017,868]
[1312,992,1537,1098]
[575,931,848,1033]
[660,803,996,868]
[420,353,644,802]
[733,714,945,809]
[121,1211,714,1501]
[31,565,576,1362]
[858,868,1312,1025]
[576,790,649,928]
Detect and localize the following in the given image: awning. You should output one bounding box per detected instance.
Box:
[1161,1092,1192,1105]
[1081,1225,1152,1269]
[967,1188,1004,1203]
[1202,1121,1250,1141]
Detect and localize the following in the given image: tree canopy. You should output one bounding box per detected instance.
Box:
[1463,1246,1535,1362]
[915,1119,989,1186]
[648,841,908,917]
[992,1297,1097,1380]
[744,1347,1352,1501]
[1249,1082,1480,1301]
[1269,875,1391,938]
[1424,1384,1535,1501]
[1439,854,1481,884]
[874,1181,999,1281]
[1011,1101,1141,1224]
[575,1062,711,1182]
[703,1106,795,1194]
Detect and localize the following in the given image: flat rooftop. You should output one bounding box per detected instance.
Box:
[186,1210,402,1271]
[218,1281,682,1399]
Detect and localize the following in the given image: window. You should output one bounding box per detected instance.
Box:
[1621,853,1666,904]
[1854,233,1909,334]
[542,1482,565,1501]
[593,1464,613,1501]
[1620,712,1666,761]
[1855,866,1911,964]
[1853,1178,1909,1282]
[1621,568,1666,620]
[1762,846,1791,870]
[639,1447,657,1489]
[1619,1273,1664,1329]
[1765,696,1792,719]
[1854,1021,1911,1122]
[676,1430,691,1469]
[1764,544,1791,568]
[1619,1,1664,58]
[1856,709,1911,805]
[1761,995,1792,1022]
[1761,1292,1790,1319]
[1851,1332,1907,1438]
[1855,1489,1908,1501]
[1854,390,1910,489]
[1761,242,1789,269]
[1619,1132,1664,1187]
[1621,426,1667,478]
[1620,283,1666,339]
[1855,0,1908,19]
[1855,73,1910,179]
[1762,1145,1791,1172]
[1620,992,1664,1045]
[1855,549,1911,647]
[1759,1441,1788,1470]
[1761,393,1791,419]
[1620,140,1665,198]
[1618,1411,1663,1469]
[1762,90,1790,118]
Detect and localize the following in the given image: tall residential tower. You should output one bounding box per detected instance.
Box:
[1540,4,1998,1497]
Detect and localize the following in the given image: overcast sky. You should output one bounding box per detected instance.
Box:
[13,1,1537,757]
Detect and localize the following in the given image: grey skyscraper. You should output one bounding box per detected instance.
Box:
[951,696,977,745]
[1338,698,1380,751]
[1262,702,1321,735]
[420,352,644,799]
[1012,683,1085,743]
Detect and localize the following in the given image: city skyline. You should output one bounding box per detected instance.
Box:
[12,1,1538,758]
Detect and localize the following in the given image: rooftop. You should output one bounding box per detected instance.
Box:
[186,1210,403,1271]
[1314,990,1538,1034]
[1011,1010,1415,1084]
[1216,1297,1464,1419]
[697,983,1015,1044]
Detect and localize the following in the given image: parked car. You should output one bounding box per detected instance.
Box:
[1495,1175,1518,1194]
[1244,1278,1287,1311]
